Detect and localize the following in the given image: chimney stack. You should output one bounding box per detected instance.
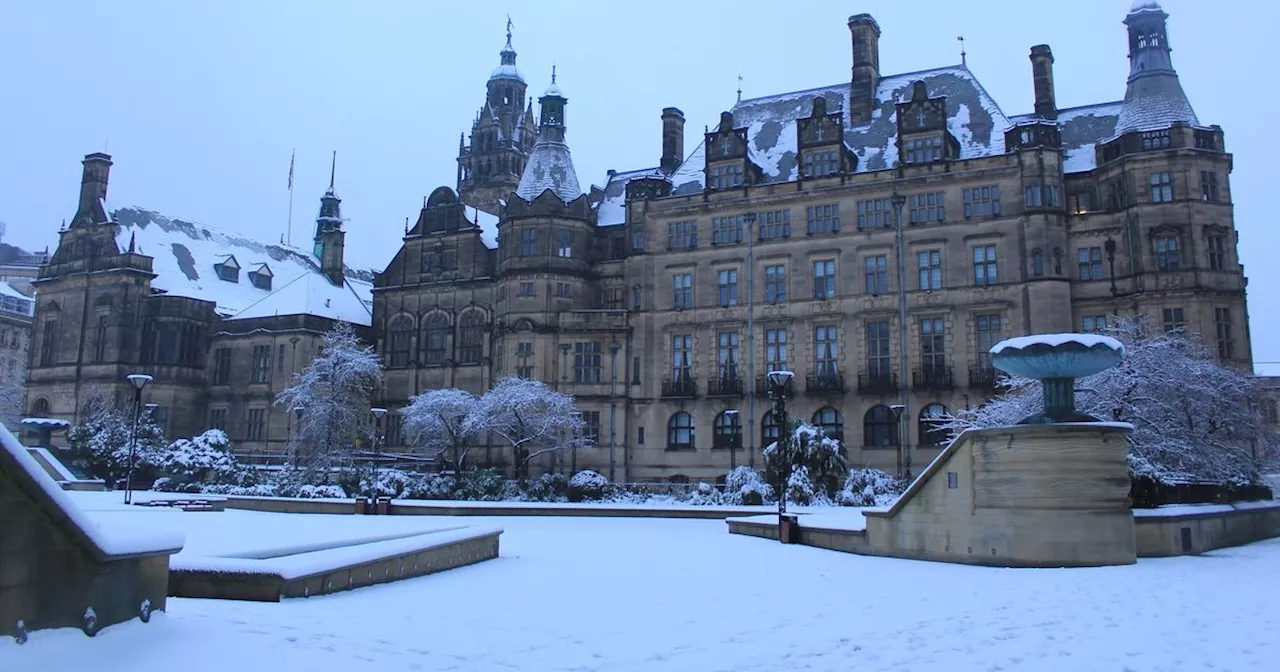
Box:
[73,153,112,227]
[660,107,685,174]
[1030,44,1057,120]
[848,14,882,123]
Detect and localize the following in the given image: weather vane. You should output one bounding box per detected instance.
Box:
[957,35,967,65]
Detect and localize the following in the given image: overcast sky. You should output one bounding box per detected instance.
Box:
[2,0,1275,372]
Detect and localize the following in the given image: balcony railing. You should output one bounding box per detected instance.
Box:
[805,371,846,395]
[913,366,955,391]
[661,377,698,399]
[968,365,998,391]
[707,376,745,397]
[857,370,898,396]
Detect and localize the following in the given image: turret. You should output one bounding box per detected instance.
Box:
[314,152,346,287]
[1115,1,1199,135]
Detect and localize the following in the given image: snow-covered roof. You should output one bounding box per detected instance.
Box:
[490,63,524,83]
[0,280,32,301]
[594,167,664,227]
[463,205,500,249]
[1114,72,1199,137]
[668,66,1010,195]
[110,206,374,324]
[516,137,582,203]
[228,271,372,325]
[1008,101,1124,174]
[1129,0,1163,13]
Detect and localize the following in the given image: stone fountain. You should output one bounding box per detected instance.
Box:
[862,333,1137,567]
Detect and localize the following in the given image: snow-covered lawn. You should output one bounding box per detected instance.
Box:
[5,493,1279,671]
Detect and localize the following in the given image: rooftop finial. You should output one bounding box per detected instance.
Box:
[551,64,557,84]
[506,14,513,48]
[328,151,336,193]
[958,35,967,66]
[736,74,742,103]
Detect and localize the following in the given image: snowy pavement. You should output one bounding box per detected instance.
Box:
[4,494,1279,671]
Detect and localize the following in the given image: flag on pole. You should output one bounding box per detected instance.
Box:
[288,149,295,190]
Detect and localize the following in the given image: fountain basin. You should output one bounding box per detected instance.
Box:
[990,334,1125,424]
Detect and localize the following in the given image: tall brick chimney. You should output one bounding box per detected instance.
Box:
[660,107,685,175]
[72,153,112,228]
[1030,44,1057,120]
[848,14,882,124]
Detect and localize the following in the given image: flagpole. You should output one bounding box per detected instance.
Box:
[286,149,295,246]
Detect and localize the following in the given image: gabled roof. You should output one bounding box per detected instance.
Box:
[594,167,664,226]
[228,271,372,325]
[109,206,374,323]
[668,65,1011,195]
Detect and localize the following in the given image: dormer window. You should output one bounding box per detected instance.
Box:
[709,164,743,190]
[905,136,943,164]
[249,264,273,291]
[803,150,839,178]
[214,255,240,283]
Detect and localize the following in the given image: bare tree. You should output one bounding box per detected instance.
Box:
[947,317,1279,485]
[464,376,585,479]
[402,388,476,470]
[275,322,383,478]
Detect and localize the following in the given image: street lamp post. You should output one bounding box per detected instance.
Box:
[608,339,621,483]
[744,212,757,469]
[891,404,906,480]
[766,369,794,541]
[369,407,387,505]
[123,373,153,505]
[723,409,740,471]
[891,193,911,483]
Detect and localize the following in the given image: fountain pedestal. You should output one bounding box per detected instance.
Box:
[863,333,1137,567]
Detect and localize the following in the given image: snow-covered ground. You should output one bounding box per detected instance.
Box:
[5,492,1279,671]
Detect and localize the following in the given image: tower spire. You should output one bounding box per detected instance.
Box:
[327,150,336,194]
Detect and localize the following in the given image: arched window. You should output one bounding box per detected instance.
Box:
[812,407,844,442]
[388,315,414,368]
[667,412,694,450]
[422,313,450,366]
[713,411,742,450]
[458,311,485,365]
[919,403,950,446]
[762,409,780,448]
[1032,248,1044,277]
[31,397,50,418]
[864,405,899,448]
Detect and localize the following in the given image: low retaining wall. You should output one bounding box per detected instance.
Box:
[169,527,502,602]
[726,515,871,554]
[220,495,767,519]
[1134,502,1280,556]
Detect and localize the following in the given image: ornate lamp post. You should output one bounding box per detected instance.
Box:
[370,407,387,500]
[608,338,621,483]
[890,404,906,480]
[723,409,740,471]
[766,369,794,541]
[123,373,153,505]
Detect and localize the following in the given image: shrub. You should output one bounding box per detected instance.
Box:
[837,468,904,507]
[785,466,817,506]
[201,482,277,497]
[360,468,416,498]
[523,472,568,502]
[294,484,347,499]
[568,470,609,502]
[152,430,252,491]
[404,472,457,500]
[684,481,725,506]
[456,468,508,501]
[723,466,773,505]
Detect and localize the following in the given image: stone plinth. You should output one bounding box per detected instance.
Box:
[864,423,1135,567]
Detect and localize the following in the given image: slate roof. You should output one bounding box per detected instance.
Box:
[595,167,664,226]
[109,206,374,325]
[1009,101,1125,174]
[1114,72,1199,136]
[667,65,1012,196]
[515,134,582,202]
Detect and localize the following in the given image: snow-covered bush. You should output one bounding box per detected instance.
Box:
[723,466,773,505]
[201,482,277,497]
[404,472,457,500]
[360,468,416,498]
[152,429,251,491]
[455,468,509,501]
[568,470,608,502]
[764,419,847,503]
[293,484,347,499]
[521,472,568,502]
[947,317,1279,487]
[684,481,725,506]
[837,468,904,507]
[785,465,818,506]
[67,394,166,484]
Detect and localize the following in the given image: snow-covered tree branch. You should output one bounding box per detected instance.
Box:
[464,376,586,479]
[402,388,476,469]
[275,322,383,476]
[946,316,1279,486]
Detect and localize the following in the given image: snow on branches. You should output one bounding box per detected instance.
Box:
[948,317,1278,486]
[275,321,382,474]
[402,388,477,470]
[464,376,586,479]
[66,392,166,482]
[763,419,847,503]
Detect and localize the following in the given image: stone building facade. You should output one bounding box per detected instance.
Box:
[374,2,1252,482]
[23,3,1257,482]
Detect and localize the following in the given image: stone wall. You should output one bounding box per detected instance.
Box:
[1134,503,1280,556]
[864,424,1136,567]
